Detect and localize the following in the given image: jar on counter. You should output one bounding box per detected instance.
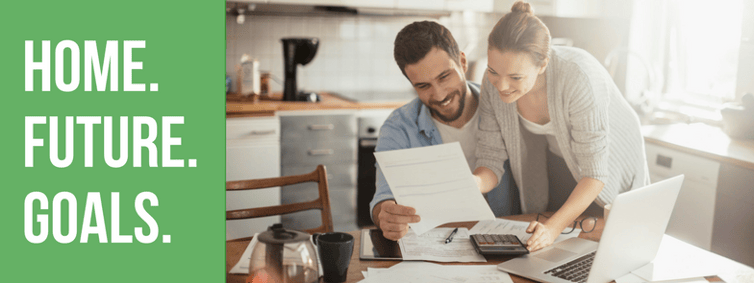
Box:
[237,54,260,100]
[260,72,270,96]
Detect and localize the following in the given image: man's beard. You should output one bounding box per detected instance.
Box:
[429,87,467,123]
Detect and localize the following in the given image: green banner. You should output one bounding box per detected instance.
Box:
[0,0,225,282]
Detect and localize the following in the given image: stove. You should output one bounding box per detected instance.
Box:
[356,109,393,227]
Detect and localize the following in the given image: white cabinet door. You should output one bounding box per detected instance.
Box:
[493,0,624,18]
[226,117,281,240]
[345,0,395,8]
[666,180,716,249]
[395,0,446,10]
[267,0,394,8]
[645,143,719,250]
[445,0,493,12]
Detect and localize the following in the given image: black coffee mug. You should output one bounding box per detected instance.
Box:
[312,232,354,283]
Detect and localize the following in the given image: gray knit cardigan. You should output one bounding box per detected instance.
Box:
[475,46,650,214]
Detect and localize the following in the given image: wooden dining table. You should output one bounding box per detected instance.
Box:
[226,213,752,283]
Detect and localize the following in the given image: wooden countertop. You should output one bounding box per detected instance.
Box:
[642,123,754,171]
[226,92,410,118]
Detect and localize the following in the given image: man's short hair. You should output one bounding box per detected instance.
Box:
[393,21,461,78]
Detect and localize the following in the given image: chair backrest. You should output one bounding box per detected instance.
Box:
[226,164,334,234]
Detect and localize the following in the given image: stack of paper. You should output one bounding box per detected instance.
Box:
[358,261,514,283]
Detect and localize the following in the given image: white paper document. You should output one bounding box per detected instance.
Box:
[615,272,707,283]
[614,272,647,283]
[229,233,260,274]
[469,219,581,244]
[398,227,487,262]
[358,261,513,283]
[631,262,715,282]
[626,235,733,282]
[229,233,323,275]
[366,267,388,278]
[374,142,495,235]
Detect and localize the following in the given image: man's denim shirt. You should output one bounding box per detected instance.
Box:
[369,82,518,220]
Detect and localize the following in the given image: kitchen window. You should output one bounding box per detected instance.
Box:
[664,0,742,101]
[627,0,744,124]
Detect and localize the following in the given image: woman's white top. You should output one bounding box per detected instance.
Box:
[517,111,564,158]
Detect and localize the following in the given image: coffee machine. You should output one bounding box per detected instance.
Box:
[281,37,319,102]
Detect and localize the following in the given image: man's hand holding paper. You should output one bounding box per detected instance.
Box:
[374,200,421,241]
[374,142,496,236]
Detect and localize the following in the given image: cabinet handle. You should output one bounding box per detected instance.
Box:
[360,139,378,147]
[308,124,335,131]
[308,149,334,156]
[656,154,673,168]
[250,130,276,135]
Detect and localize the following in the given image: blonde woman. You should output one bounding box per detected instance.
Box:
[473,1,650,252]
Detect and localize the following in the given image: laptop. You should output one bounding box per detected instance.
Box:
[497,175,684,283]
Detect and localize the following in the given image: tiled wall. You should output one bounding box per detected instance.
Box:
[225,12,629,99]
[225,12,502,99]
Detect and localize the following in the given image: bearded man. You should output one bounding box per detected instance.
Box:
[370,21,518,241]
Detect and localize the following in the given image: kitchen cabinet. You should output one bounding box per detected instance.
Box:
[395,0,445,11]
[226,116,282,240]
[235,0,268,3]
[248,0,486,13]
[645,143,719,250]
[265,0,447,10]
[261,0,395,9]
[272,0,489,13]
[445,0,493,13]
[280,111,358,232]
[713,163,754,268]
[642,123,754,267]
[233,0,623,15]
[492,0,628,18]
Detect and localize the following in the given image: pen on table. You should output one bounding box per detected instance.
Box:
[445,228,459,244]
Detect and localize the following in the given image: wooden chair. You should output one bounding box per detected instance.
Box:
[226,164,334,235]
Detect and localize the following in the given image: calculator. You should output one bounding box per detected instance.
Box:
[470,234,529,256]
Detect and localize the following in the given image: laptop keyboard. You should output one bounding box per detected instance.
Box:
[543,251,596,283]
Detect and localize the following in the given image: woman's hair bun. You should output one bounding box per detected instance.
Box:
[511,1,534,15]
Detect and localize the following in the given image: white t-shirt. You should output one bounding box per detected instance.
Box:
[517,111,564,158]
[432,107,480,171]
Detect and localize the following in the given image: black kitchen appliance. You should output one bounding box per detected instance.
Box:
[356,112,391,227]
[357,137,378,227]
[282,37,319,101]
